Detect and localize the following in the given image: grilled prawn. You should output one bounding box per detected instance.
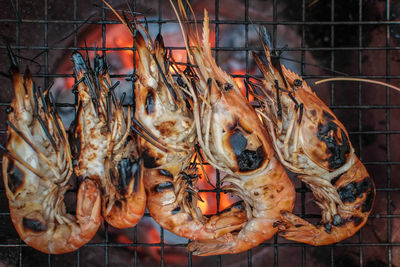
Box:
[2,56,101,254]
[130,22,246,240]
[70,52,145,229]
[172,2,295,255]
[252,31,375,245]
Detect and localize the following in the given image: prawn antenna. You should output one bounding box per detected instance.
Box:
[315,77,400,93]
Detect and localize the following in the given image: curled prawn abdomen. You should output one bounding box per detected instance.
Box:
[2,60,101,254]
[252,31,375,245]
[171,1,295,255]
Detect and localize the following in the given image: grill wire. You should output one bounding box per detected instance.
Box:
[0,0,399,266]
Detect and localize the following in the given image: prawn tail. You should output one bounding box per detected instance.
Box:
[279,158,375,246]
[74,178,102,245]
[278,210,369,246]
[103,159,146,228]
[187,237,236,256]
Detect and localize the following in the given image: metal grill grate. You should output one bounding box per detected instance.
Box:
[0,0,399,266]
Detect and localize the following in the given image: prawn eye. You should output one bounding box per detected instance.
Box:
[223,83,233,91]
[294,79,303,87]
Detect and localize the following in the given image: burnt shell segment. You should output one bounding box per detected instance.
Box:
[142,149,159,168]
[117,158,140,192]
[159,169,173,179]
[171,205,181,215]
[337,177,374,211]
[7,162,25,194]
[317,120,350,170]
[153,182,174,193]
[23,217,48,232]
[237,146,265,172]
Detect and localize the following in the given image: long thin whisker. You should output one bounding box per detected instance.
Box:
[6,121,59,178]
[315,77,400,93]
[152,54,178,101]
[120,92,126,107]
[88,73,101,112]
[0,144,49,182]
[37,86,49,115]
[106,92,111,132]
[32,87,57,151]
[49,92,64,141]
[130,126,168,153]
[72,77,85,89]
[131,117,162,146]
[104,78,119,107]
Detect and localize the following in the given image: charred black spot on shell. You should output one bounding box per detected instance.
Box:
[337,177,374,209]
[142,149,158,168]
[171,205,181,215]
[117,158,139,193]
[350,216,364,227]
[220,200,245,214]
[153,182,174,193]
[114,200,122,209]
[337,182,357,203]
[361,178,374,212]
[317,118,350,170]
[7,162,25,194]
[237,146,265,172]
[23,217,48,232]
[324,223,332,234]
[159,169,173,179]
[362,190,374,212]
[273,221,279,228]
[356,177,373,197]
[215,80,222,87]
[332,214,343,226]
[229,131,247,157]
[295,224,303,228]
[145,90,155,115]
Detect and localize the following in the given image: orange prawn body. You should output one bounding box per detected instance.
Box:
[2,64,101,254]
[70,52,145,229]
[133,27,247,241]
[252,44,375,245]
[172,2,295,255]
